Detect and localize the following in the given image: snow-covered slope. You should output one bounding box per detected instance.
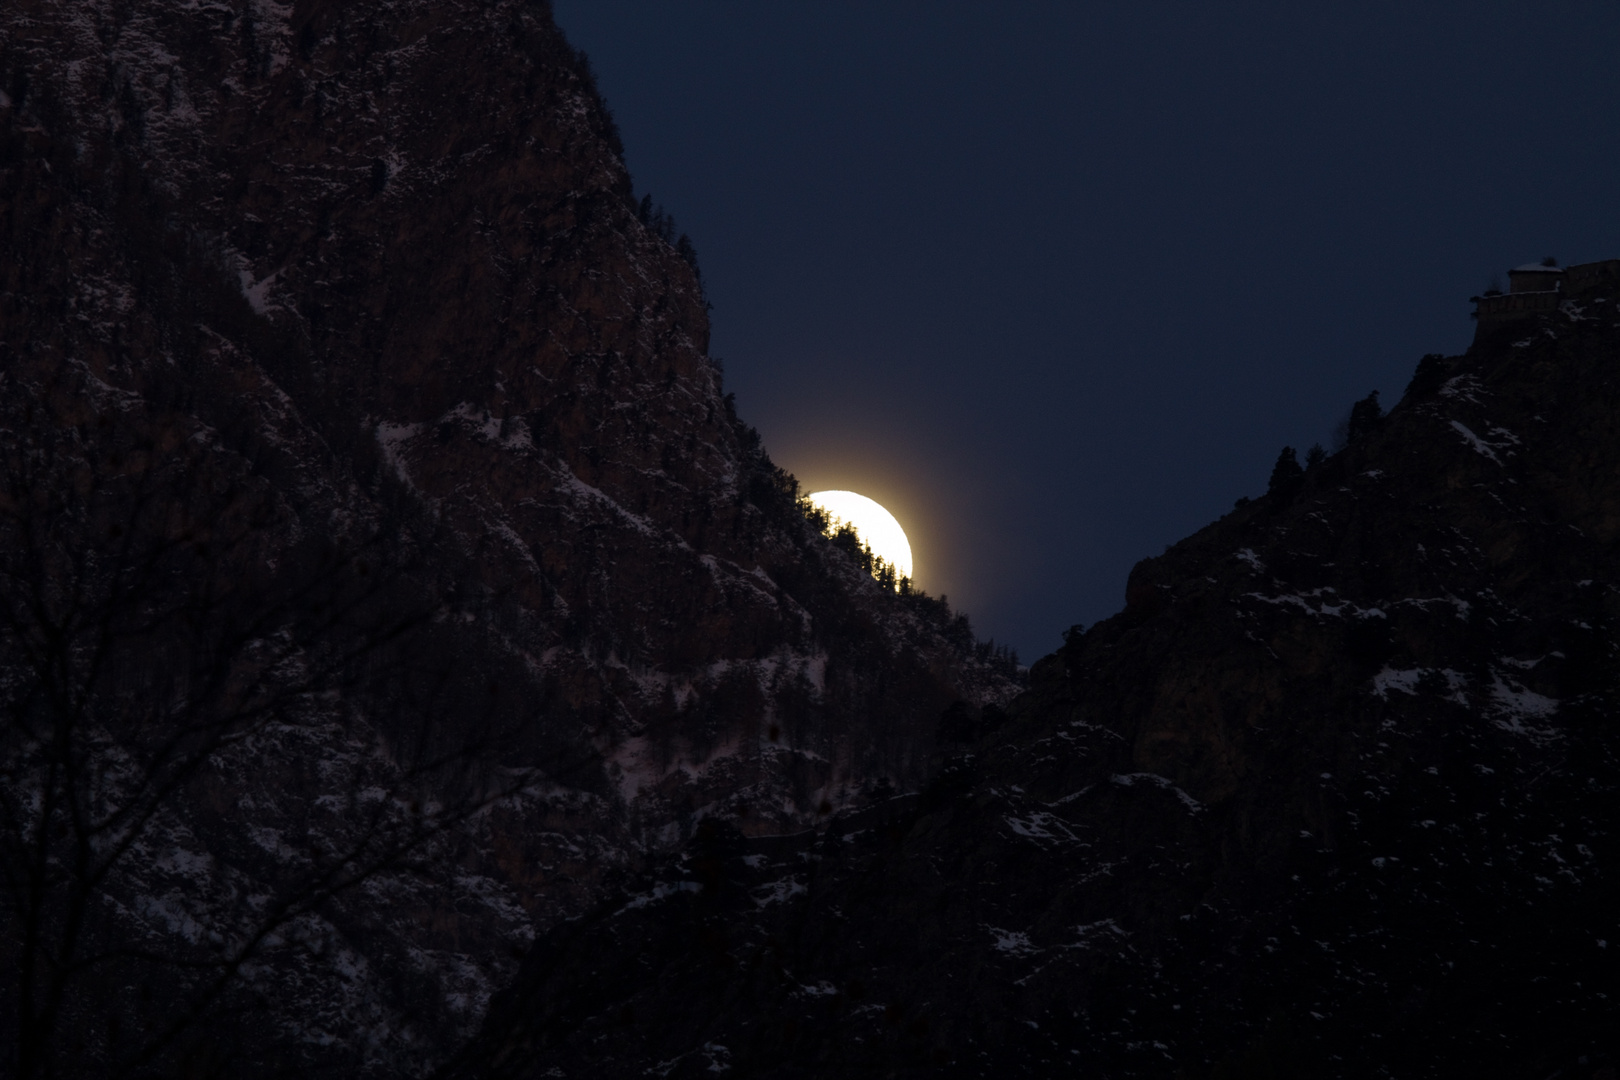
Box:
[0,3,1016,1075]
[455,281,1620,1078]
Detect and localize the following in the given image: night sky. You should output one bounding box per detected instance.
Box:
[551,0,1620,661]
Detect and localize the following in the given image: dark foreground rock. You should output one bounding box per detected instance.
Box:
[455,289,1620,1077]
[0,3,1012,1076]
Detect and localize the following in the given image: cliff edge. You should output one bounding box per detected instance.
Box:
[457,277,1620,1078]
[0,3,1013,1075]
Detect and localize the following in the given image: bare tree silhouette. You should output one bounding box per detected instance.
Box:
[0,367,540,1078]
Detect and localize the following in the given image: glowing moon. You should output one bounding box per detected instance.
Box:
[805,490,913,581]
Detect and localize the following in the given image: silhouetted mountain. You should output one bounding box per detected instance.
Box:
[7,2,1617,1077]
[453,281,1620,1077]
[0,3,1012,1075]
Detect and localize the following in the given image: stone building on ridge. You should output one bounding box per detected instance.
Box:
[1473,258,1620,330]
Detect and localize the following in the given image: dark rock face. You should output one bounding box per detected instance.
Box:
[0,3,1013,1076]
[458,291,1620,1077]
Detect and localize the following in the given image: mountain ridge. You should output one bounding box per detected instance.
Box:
[454,277,1620,1078]
[0,3,1014,1075]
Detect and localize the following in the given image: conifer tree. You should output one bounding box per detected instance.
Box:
[1405,354,1449,400]
[1268,446,1303,497]
[1347,391,1383,443]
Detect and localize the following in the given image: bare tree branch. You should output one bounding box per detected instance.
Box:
[0,365,551,1078]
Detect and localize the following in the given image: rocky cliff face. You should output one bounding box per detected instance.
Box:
[0,3,1014,1076]
[455,287,1620,1077]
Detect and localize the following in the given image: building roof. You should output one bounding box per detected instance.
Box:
[1512,263,1563,273]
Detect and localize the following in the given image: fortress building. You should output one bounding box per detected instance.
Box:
[1473,257,1620,329]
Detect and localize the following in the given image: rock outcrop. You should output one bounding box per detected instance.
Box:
[0,3,1014,1075]
[455,281,1620,1077]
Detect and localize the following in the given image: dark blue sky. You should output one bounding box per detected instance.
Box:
[552,0,1620,660]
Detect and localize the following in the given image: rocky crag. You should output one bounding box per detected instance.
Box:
[455,289,1620,1077]
[0,3,1015,1076]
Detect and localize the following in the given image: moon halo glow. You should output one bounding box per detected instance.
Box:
[804,491,913,582]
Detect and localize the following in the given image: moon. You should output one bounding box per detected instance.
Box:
[805,490,913,581]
